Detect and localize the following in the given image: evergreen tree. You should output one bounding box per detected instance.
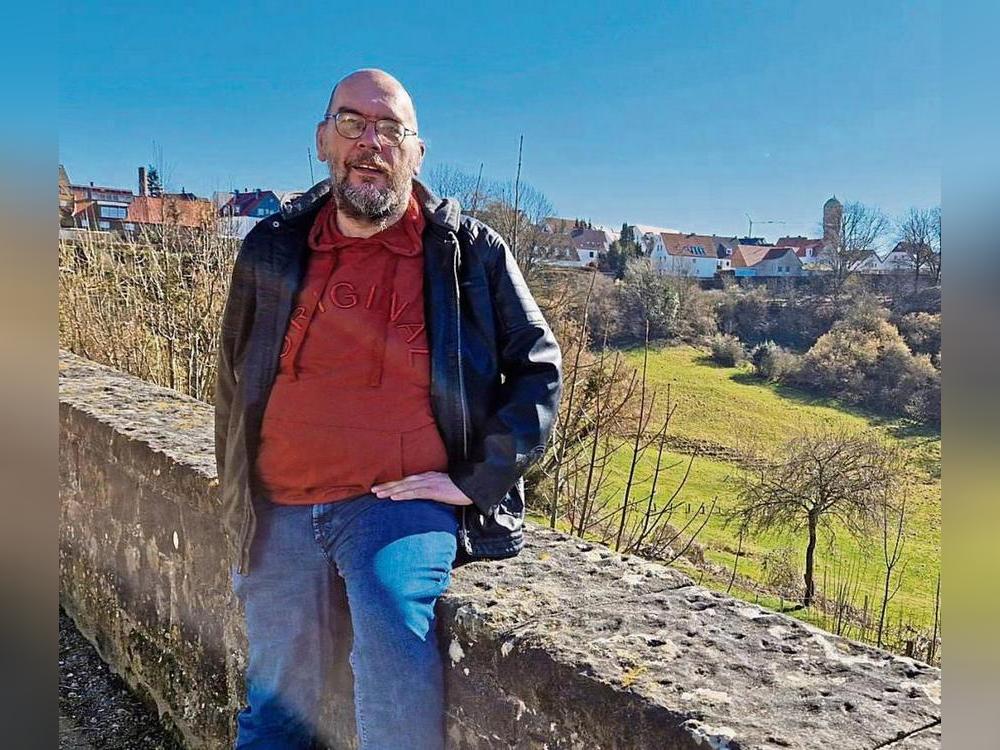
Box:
[147,165,163,197]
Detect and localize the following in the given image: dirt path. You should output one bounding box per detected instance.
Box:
[59,606,184,750]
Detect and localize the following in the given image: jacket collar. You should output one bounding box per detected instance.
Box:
[280,176,461,234]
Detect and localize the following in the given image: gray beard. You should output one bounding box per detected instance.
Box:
[334,176,409,226]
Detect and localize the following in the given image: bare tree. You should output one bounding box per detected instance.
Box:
[477,178,555,284]
[896,207,937,289]
[926,206,942,284]
[530,277,641,536]
[426,162,556,285]
[876,485,910,648]
[928,571,941,663]
[727,427,905,608]
[821,201,890,286]
[424,163,484,213]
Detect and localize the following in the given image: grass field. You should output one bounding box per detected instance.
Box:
[529,344,941,642]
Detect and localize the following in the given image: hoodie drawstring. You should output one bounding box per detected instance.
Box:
[368,252,400,387]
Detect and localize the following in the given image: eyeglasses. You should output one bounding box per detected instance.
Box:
[323,111,417,147]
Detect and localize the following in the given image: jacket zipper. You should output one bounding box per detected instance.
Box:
[451,236,469,462]
[451,235,474,555]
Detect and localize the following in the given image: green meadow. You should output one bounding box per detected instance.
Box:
[529,345,941,636]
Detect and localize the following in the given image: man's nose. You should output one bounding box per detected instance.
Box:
[357,121,382,150]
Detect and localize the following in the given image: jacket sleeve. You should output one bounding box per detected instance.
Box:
[447,232,563,518]
[214,239,257,481]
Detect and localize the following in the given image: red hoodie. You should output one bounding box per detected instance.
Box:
[254,194,450,505]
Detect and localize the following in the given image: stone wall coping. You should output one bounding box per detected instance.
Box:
[59,350,942,749]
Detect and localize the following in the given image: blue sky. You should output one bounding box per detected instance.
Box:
[58,0,940,240]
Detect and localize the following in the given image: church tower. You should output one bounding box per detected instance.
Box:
[823,196,843,245]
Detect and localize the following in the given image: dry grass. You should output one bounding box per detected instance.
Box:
[59,222,239,402]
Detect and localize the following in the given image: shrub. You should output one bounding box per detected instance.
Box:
[760,547,801,593]
[666,277,718,341]
[716,286,771,344]
[896,312,941,357]
[750,340,800,382]
[770,294,838,350]
[619,258,680,341]
[904,367,941,427]
[791,304,940,425]
[709,333,745,367]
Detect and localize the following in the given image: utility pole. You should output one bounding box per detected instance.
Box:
[307,147,315,185]
[470,161,484,215]
[511,135,524,258]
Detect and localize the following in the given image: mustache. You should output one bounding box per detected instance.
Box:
[347,155,390,173]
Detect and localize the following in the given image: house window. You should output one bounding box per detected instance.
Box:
[124,223,135,232]
[589,251,595,258]
[100,205,127,219]
[98,220,110,230]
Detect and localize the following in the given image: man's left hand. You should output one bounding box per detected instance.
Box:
[372,471,474,506]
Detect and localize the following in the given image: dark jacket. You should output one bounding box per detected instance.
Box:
[214,178,562,574]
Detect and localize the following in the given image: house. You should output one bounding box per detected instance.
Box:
[571,227,613,257]
[730,245,804,277]
[59,165,76,226]
[538,220,613,268]
[856,242,914,274]
[538,233,598,268]
[776,235,826,265]
[650,232,737,278]
[64,166,214,233]
[213,189,305,238]
[67,172,135,231]
[220,189,282,219]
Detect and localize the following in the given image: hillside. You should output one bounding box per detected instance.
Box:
[530,344,941,648]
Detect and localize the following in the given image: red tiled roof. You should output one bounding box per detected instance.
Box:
[660,232,736,258]
[127,196,215,228]
[776,236,825,258]
[731,245,800,267]
[731,244,772,268]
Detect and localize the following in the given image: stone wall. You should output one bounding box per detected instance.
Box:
[59,350,942,749]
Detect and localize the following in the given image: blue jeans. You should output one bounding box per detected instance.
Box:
[231,492,459,749]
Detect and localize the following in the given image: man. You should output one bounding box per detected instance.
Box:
[214,68,562,749]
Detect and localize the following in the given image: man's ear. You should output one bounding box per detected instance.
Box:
[315,123,328,163]
[413,139,426,175]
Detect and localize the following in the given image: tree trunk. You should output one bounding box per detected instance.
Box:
[803,516,818,607]
[877,570,891,649]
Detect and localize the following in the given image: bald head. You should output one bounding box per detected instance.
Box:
[316,68,425,232]
[325,68,418,131]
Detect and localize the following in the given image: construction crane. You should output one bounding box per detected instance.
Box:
[745,213,787,240]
